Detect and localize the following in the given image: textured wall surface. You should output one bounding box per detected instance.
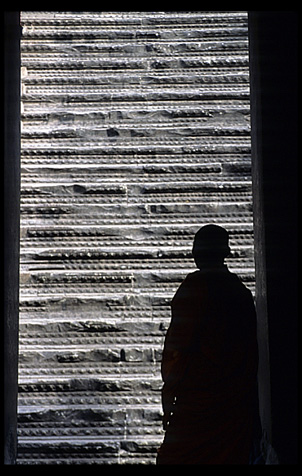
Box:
[18,11,254,464]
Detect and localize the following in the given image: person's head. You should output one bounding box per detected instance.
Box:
[192,224,230,269]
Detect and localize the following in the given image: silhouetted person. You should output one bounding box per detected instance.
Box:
[157,225,260,464]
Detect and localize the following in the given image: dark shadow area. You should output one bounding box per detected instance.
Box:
[3,11,21,465]
[157,225,261,464]
[249,11,298,464]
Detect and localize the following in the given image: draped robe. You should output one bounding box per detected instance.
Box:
[157,266,259,465]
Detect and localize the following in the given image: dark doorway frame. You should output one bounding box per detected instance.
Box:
[248,11,298,464]
[3,10,298,465]
[3,11,21,465]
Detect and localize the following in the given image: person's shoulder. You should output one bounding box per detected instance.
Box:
[182,270,208,288]
[227,270,253,295]
[185,270,203,281]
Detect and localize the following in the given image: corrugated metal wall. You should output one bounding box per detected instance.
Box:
[18,11,254,464]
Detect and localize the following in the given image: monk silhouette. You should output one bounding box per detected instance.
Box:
[157,225,260,464]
